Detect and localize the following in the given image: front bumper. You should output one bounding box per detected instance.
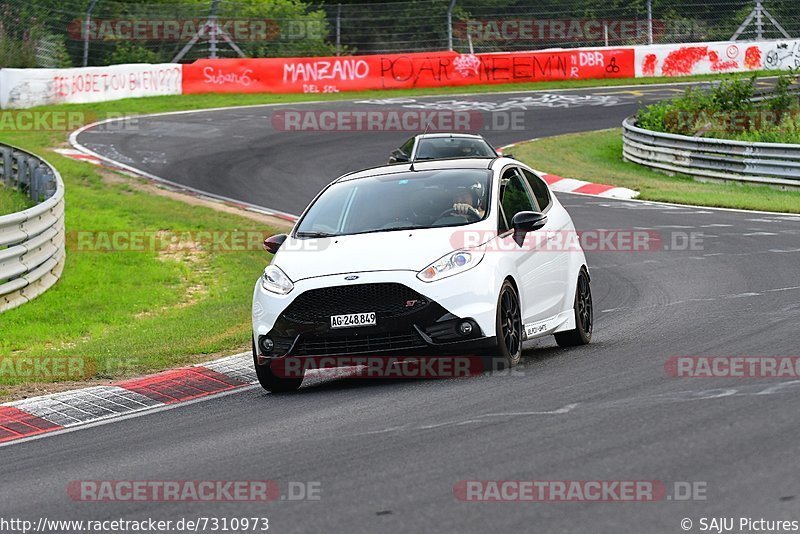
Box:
[252,269,500,361]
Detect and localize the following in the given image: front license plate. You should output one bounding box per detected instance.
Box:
[330,312,376,329]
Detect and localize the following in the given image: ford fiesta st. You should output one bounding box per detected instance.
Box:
[252,157,592,392]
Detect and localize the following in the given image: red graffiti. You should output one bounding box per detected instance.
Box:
[744,46,762,69]
[642,54,657,76]
[661,46,708,76]
[708,51,738,71]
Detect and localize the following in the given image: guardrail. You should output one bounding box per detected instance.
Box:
[622,116,800,190]
[0,144,65,313]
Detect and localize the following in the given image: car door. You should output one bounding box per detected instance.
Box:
[521,168,581,311]
[497,166,564,326]
[521,168,571,317]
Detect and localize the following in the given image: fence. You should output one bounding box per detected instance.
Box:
[1,0,799,68]
[622,116,800,189]
[0,144,66,313]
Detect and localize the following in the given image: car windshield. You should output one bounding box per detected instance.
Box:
[414,137,496,160]
[295,169,492,237]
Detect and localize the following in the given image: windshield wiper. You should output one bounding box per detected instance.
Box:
[295,231,337,238]
[356,225,423,235]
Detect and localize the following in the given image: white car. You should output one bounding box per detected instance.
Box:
[388,133,498,163]
[252,157,592,392]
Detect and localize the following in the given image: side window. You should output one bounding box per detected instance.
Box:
[522,169,551,212]
[499,168,536,229]
[400,137,415,156]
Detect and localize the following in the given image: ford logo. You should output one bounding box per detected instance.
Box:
[344,275,359,280]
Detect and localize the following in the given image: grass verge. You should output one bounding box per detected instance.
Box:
[0,184,33,216]
[513,128,800,213]
[0,144,290,400]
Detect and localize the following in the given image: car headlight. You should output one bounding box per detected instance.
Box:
[261,265,294,294]
[417,249,484,282]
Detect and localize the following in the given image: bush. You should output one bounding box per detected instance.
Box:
[0,37,37,68]
[709,74,756,112]
[35,34,72,67]
[636,71,800,143]
[767,67,799,119]
[106,42,160,65]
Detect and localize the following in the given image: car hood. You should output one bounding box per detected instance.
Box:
[274,225,487,282]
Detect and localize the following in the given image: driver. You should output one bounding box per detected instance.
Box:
[452,183,485,219]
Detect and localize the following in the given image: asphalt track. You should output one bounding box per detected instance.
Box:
[3,82,800,533]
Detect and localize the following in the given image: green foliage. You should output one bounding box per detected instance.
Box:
[35,34,73,67]
[637,70,800,143]
[709,74,756,112]
[767,67,798,118]
[0,36,37,68]
[106,42,159,64]
[735,112,800,144]
[215,0,336,58]
[0,184,34,216]
[0,0,43,67]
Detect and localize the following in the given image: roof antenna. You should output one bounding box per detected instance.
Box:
[412,117,436,171]
[421,116,434,137]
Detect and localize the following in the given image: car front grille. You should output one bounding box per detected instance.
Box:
[281,283,428,325]
[292,330,427,356]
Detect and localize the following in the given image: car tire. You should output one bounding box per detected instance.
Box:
[483,280,523,371]
[252,338,303,392]
[554,268,593,347]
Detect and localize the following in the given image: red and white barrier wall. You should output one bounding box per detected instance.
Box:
[634,40,800,78]
[1,40,798,108]
[0,63,182,109]
[182,47,634,94]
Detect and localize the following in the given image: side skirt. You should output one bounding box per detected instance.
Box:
[522,310,576,341]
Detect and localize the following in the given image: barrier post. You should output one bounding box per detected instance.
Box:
[756,0,763,40]
[208,0,220,59]
[82,0,100,67]
[336,4,342,56]
[447,0,457,51]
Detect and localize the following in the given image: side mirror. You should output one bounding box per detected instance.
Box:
[263,233,288,254]
[511,211,547,246]
[390,150,409,163]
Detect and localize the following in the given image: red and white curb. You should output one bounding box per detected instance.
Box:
[539,172,639,200]
[59,139,639,203]
[54,147,103,165]
[498,144,639,200]
[0,352,256,445]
